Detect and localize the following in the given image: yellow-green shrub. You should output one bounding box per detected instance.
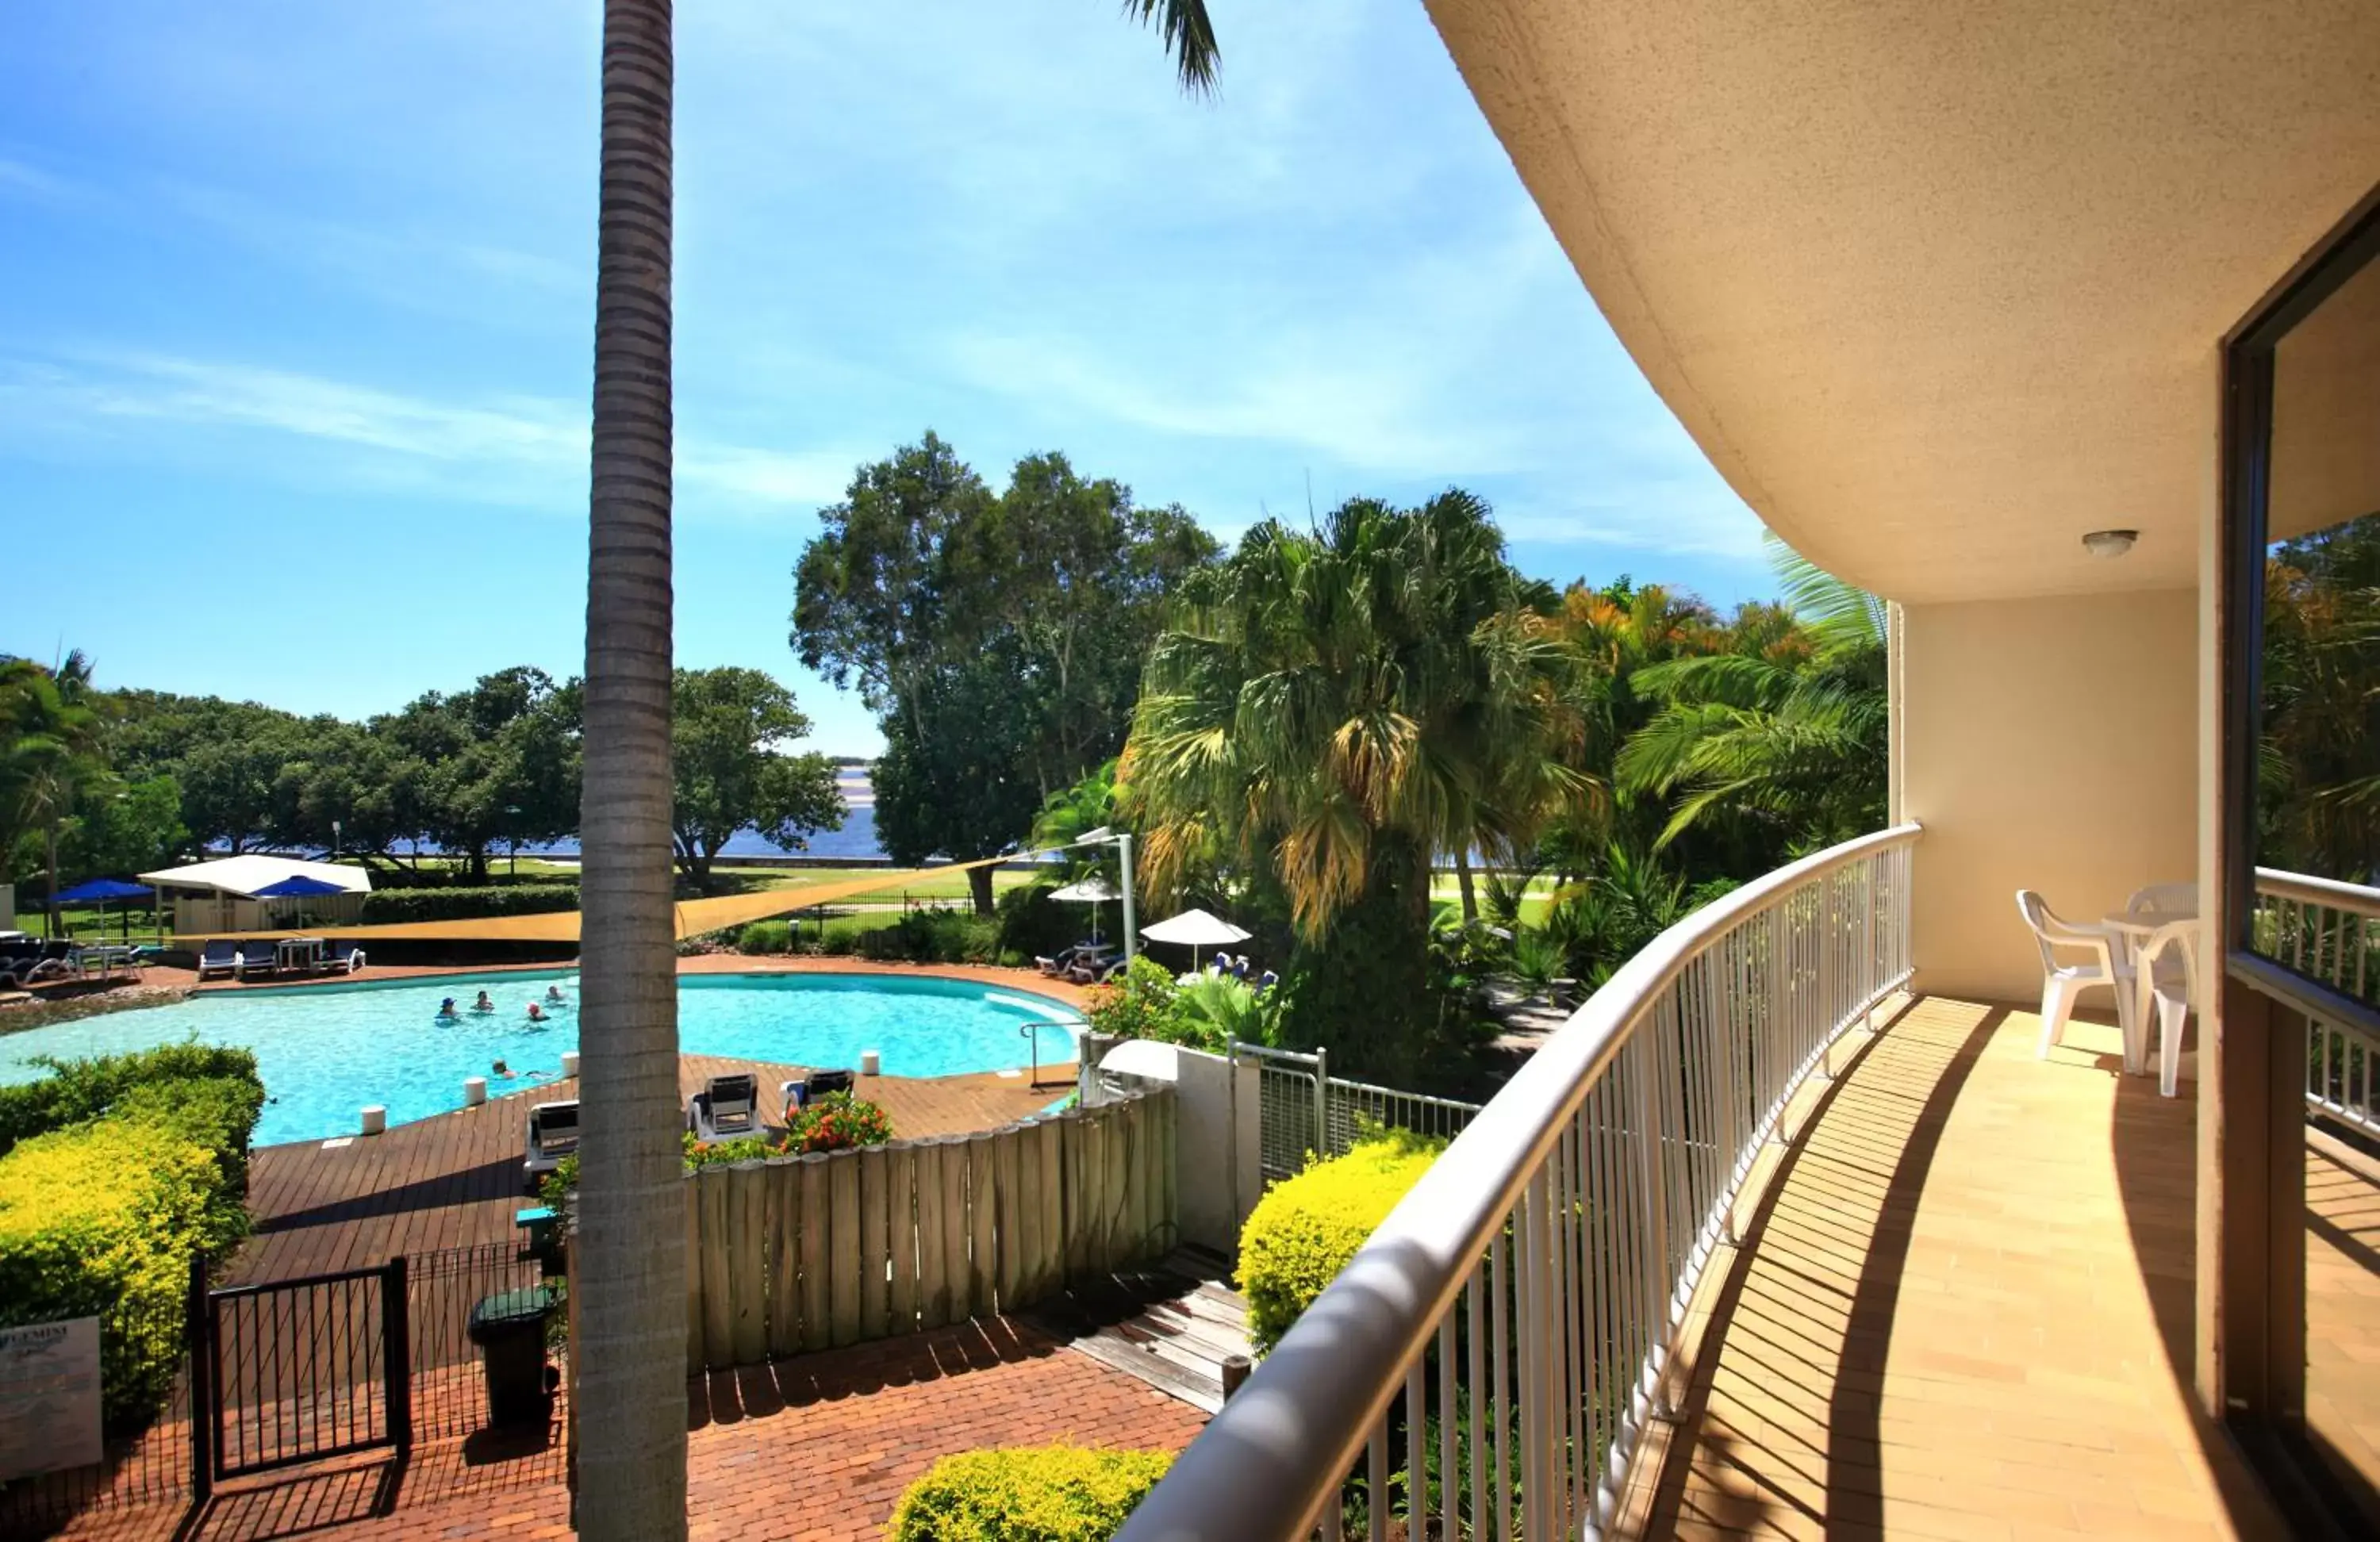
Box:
[1238,1130,1443,1354]
[886,1444,1175,1541]
[0,1121,221,1426]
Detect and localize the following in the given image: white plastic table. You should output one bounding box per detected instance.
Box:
[2101,910,2198,1076]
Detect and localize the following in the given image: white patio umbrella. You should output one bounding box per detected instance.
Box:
[1049,876,1122,945]
[1138,907,1252,972]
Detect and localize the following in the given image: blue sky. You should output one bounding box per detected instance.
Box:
[0,0,1771,756]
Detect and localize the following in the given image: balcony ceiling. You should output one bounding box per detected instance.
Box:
[1424,0,2380,601]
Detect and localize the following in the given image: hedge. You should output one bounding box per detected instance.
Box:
[1238,1130,1444,1355]
[0,1042,262,1156]
[886,1445,1176,1542]
[358,883,581,923]
[735,919,794,954]
[0,1045,267,1428]
[0,1120,222,1427]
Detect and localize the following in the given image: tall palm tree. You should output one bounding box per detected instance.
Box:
[1123,491,1588,1076]
[0,656,106,933]
[570,6,1221,1537]
[1615,537,1888,852]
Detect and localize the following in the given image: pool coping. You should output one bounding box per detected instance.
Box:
[172,953,1096,1011]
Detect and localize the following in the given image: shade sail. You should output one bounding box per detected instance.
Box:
[52,878,152,903]
[1138,908,1251,948]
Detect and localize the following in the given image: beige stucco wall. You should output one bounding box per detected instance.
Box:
[1899,589,2199,1003]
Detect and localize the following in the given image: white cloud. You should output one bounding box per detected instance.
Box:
[0,351,861,519]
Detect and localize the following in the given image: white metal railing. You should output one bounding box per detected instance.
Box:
[2256,867,2380,1134]
[1121,825,1919,1541]
[1233,1041,1482,1181]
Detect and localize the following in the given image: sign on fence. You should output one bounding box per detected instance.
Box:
[0,1318,102,1482]
[684,1087,1177,1374]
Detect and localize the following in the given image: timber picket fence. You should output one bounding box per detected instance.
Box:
[683,1087,1177,1372]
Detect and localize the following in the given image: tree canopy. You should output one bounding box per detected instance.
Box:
[670,666,843,892]
[792,432,1217,912]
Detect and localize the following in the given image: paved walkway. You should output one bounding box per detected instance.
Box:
[57,1319,1208,1542]
[1619,997,2303,1540]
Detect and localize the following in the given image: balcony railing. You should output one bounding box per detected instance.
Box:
[2255,866,2380,1134]
[1120,825,1920,1542]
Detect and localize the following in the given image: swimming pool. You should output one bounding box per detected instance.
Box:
[0,971,1082,1147]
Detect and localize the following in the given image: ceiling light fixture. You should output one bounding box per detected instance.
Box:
[2082,529,2138,559]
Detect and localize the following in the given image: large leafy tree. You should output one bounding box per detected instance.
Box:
[670,666,843,891]
[1123,491,1590,1078]
[793,437,1217,914]
[581,6,1223,1536]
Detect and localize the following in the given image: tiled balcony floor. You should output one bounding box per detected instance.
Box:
[1618,995,2370,1540]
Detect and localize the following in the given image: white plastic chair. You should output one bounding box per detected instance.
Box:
[2132,919,2198,1097]
[2016,891,2124,1059]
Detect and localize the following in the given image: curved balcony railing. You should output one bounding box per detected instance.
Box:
[2255,866,2380,1133]
[1120,825,1921,1542]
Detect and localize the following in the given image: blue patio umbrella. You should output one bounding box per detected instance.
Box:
[250,875,351,900]
[52,876,154,944]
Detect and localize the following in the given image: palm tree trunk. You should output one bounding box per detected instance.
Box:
[1453,848,1477,926]
[574,2,685,1536]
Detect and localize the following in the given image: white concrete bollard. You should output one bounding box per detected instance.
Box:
[561,1050,580,1079]
[463,1076,488,1107]
[360,1105,386,1137]
[860,1049,881,1077]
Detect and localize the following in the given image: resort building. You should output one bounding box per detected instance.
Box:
[1123,5,2380,1538]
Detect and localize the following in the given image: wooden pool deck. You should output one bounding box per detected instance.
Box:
[1616,995,2380,1540]
[234,1054,1077,1284]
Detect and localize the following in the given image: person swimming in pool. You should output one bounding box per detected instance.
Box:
[525,1002,547,1023]
[544,984,566,1004]
[471,991,495,1014]
[492,1058,515,1079]
[436,997,460,1021]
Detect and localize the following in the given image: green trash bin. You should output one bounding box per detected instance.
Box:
[467,1285,558,1425]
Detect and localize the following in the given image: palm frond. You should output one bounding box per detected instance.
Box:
[1121,0,1221,94]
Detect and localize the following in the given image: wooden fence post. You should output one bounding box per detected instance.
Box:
[1119,1095,1148,1265]
[916,1137,949,1329]
[698,1165,733,1370]
[827,1149,862,1348]
[995,1126,1027,1309]
[966,1130,998,1315]
[766,1155,801,1359]
[797,1155,830,1353]
[859,1145,891,1339]
[1062,1107,1089,1283]
[939,1137,969,1325]
[1158,1087,1179,1252]
[1033,1118,1062,1298]
[887,1141,919,1337]
[730,1160,768,1366]
[683,1175,704,1375]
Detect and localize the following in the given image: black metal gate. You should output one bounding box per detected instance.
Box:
[194,1256,412,1488]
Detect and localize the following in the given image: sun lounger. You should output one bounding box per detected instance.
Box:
[325,941,367,975]
[1064,948,1123,984]
[194,939,240,980]
[523,1100,581,1185]
[781,1067,858,1110]
[234,945,281,980]
[687,1072,761,1140]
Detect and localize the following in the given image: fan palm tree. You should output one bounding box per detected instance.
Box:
[1123,491,1590,1075]
[1615,537,1887,852]
[570,6,1222,1536]
[0,655,106,930]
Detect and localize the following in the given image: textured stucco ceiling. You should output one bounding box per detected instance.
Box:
[1422,0,2380,601]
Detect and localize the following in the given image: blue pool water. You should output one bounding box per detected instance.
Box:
[0,972,1081,1147]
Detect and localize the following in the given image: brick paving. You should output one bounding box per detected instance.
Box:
[47,1320,1207,1542]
